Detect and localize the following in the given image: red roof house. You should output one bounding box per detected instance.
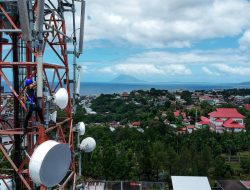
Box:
[208,108,245,133]
[223,119,245,129]
[198,116,209,125]
[215,118,224,122]
[174,110,180,117]
[131,122,140,127]
[208,108,245,119]
[174,110,187,119]
[121,92,129,99]
[176,127,187,135]
[196,116,209,129]
[187,125,194,129]
[186,125,195,133]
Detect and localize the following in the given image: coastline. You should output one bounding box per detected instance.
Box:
[79,82,250,96]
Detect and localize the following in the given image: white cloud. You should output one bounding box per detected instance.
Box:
[124,49,250,66]
[161,64,192,75]
[77,0,250,47]
[213,64,250,75]
[98,67,114,74]
[167,41,191,48]
[202,67,214,75]
[99,64,164,75]
[80,65,88,73]
[239,30,250,49]
[95,48,250,77]
[116,64,165,75]
[99,63,191,76]
[202,66,220,76]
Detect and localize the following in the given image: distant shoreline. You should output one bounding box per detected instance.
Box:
[78,82,250,96]
[2,81,250,96]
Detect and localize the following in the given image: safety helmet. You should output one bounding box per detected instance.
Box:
[25,78,33,86]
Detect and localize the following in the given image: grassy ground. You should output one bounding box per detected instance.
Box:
[221,151,250,180]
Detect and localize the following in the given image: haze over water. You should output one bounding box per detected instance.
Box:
[79,82,250,96]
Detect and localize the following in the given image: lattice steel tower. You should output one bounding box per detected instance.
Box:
[0,0,86,189]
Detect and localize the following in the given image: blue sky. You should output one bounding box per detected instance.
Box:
[69,0,250,83]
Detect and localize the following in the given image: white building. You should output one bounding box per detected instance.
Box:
[208,108,245,133]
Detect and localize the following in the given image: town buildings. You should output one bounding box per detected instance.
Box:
[208,108,245,133]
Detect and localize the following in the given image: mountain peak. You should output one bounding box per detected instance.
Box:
[110,74,145,83]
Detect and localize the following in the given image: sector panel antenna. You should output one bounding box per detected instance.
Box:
[36,0,45,41]
[53,88,69,109]
[29,140,71,187]
[76,66,82,96]
[17,0,32,41]
[50,111,57,123]
[78,0,86,54]
[78,122,86,135]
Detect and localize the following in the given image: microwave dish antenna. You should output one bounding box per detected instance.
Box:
[29,140,71,187]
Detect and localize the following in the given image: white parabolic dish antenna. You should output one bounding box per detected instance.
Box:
[79,137,96,152]
[53,88,69,109]
[29,140,71,187]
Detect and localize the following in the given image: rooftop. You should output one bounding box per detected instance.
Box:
[208,108,245,119]
[171,176,211,190]
[223,119,245,129]
[217,180,247,190]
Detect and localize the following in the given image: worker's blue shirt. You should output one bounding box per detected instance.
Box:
[26,88,37,105]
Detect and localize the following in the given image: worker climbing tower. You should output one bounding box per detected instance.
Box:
[0,0,91,189]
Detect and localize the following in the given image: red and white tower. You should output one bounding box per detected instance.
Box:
[0,0,88,189]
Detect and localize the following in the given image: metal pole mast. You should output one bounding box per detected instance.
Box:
[13,32,22,190]
[72,0,77,109]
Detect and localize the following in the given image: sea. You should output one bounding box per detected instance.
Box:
[2,82,250,96]
[79,82,250,96]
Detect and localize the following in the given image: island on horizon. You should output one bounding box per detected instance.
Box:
[110,74,146,83]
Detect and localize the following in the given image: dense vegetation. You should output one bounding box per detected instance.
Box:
[73,88,250,183]
[82,125,250,182]
[75,89,250,131]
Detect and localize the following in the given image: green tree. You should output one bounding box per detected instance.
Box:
[150,141,168,181]
[199,145,212,175]
[73,105,86,124]
[200,101,213,116]
[181,91,192,105]
[241,158,250,174]
[213,156,233,178]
